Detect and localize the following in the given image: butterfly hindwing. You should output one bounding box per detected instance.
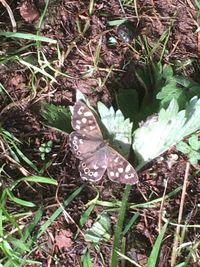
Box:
[107,146,138,184]
[78,146,108,181]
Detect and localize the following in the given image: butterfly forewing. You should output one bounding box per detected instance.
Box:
[107,146,138,184]
[69,131,103,160]
[71,101,103,138]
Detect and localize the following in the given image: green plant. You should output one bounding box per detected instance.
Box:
[0,128,39,172]
[0,175,58,266]
[118,62,200,125]
[84,212,111,244]
[39,140,53,160]
[41,103,72,133]
[0,173,83,266]
[176,134,200,164]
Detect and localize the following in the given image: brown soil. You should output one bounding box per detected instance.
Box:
[0,0,199,266]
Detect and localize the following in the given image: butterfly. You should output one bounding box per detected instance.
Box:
[69,101,138,184]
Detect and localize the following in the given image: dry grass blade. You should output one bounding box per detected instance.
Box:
[170,162,191,266]
[0,139,30,176]
[0,0,16,31]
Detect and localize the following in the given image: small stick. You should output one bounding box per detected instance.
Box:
[170,162,190,266]
[0,0,17,31]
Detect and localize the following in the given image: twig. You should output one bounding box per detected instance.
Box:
[0,0,16,31]
[118,0,125,14]
[171,162,190,266]
[158,177,169,232]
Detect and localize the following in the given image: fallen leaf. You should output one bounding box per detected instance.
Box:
[19,1,39,23]
[55,229,73,249]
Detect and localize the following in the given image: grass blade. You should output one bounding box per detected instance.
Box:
[0,31,57,44]
[147,222,168,267]
[111,185,132,267]
[36,185,84,238]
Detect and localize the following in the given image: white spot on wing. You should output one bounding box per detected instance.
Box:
[93,164,99,170]
[81,176,88,180]
[75,125,81,130]
[110,171,114,177]
[90,126,96,130]
[84,111,93,116]
[82,118,87,123]
[114,157,119,163]
[125,164,131,172]
[94,172,98,177]
[125,174,133,179]
[118,167,123,173]
[77,107,84,115]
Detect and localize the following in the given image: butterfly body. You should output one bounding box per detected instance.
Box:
[69,101,138,184]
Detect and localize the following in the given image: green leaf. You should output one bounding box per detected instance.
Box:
[156,79,186,109]
[186,85,200,100]
[176,141,191,154]
[79,205,95,228]
[133,97,200,165]
[8,237,30,253]
[97,101,133,158]
[11,176,57,190]
[174,263,186,267]
[117,89,139,122]
[11,143,39,172]
[174,75,195,88]
[147,222,168,267]
[6,190,35,207]
[162,64,174,79]
[188,134,200,150]
[41,103,72,133]
[39,146,45,153]
[0,31,57,44]
[107,19,127,26]
[22,208,43,242]
[81,250,93,267]
[84,213,111,244]
[122,212,140,236]
[188,151,200,164]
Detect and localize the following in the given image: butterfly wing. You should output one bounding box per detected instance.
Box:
[107,146,138,185]
[69,132,103,160]
[71,101,103,138]
[69,101,104,158]
[78,146,108,181]
[70,101,107,181]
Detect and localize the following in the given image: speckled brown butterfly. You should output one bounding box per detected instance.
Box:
[69,101,138,184]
